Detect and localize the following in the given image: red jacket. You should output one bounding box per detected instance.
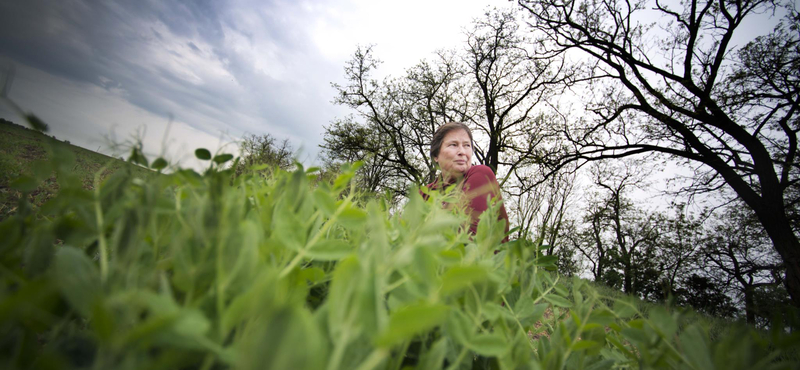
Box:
[422,165,510,241]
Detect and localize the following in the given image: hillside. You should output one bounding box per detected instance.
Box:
[0,118,153,220]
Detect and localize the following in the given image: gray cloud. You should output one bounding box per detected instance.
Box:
[0,0,343,158]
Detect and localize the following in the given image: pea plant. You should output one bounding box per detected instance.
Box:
[1,144,797,370]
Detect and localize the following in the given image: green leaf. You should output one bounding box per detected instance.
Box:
[250,163,269,171]
[213,153,234,164]
[195,148,212,160]
[54,247,101,317]
[173,308,211,338]
[514,296,534,317]
[32,159,53,180]
[306,239,352,261]
[417,338,448,369]
[648,306,677,339]
[272,204,306,251]
[26,113,49,132]
[437,250,462,265]
[377,303,449,347]
[24,231,54,276]
[585,359,615,370]
[445,309,474,346]
[544,294,572,308]
[91,301,115,341]
[299,267,326,284]
[130,148,148,167]
[483,302,504,321]
[521,302,548,327]
[535,255,558,267]
[441,265,489,296]
[151,157,168,170]
[571,340,601,351]
[337,207,367,228]
[679,325,713,370]
[312,189,337,216]
[10,175,38,192]
[620,327,649,346]
[332,170,354,190]
[327,256,360,335]
[469,332,508,356]
[505,226,520,238]
[588,309,616,326]
[51,144,76,171]
[613,298,637,319]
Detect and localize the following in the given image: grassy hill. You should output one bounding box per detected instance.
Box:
[0,118,153,220]
[1,117,798,368]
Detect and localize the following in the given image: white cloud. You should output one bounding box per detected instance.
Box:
[0,0,504,167]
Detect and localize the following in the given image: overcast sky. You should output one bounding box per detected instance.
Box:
[0,0,506,167]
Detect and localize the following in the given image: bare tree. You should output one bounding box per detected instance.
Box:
[324,46,463,195]
[518,0,800,305]
[325,8,574,186]
[562,160,660,294]
[653,203,707,295]
[509,165,577,253]
[237,133,294,177]
[592,161,660,294]
[565,200,613,282]
[703,203,787,325]
[461,10,573,180]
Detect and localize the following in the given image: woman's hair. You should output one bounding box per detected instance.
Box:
[430,122,473,159]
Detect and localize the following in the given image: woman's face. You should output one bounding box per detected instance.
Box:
[435,129,473,181]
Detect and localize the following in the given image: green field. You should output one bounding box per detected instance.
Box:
[1,118,798,369]
[0,118,152,220]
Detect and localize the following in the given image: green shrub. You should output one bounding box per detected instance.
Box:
[1,147,798,370]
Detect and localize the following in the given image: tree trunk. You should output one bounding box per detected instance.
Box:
[623,261,632,294]
[744,285,756,325]
[779,246,800,307]
[750,202,800,307]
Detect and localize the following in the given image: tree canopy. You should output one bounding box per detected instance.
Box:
[517,0,800,305]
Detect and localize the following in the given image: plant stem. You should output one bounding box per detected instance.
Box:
[279,195,352,278]
[93,169,109,281]
[353,349,388,370]
[325,328,351,370]
[501,295,537,351]
[279,250,306,278]
[444,347,469,370]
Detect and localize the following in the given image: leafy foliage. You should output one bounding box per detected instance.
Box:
[235,133,294,178]
[1,146,799,369]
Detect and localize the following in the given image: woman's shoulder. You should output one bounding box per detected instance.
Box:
[463,165,498,187]
[466,165,496,177]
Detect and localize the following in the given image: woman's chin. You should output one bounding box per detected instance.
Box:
[449,166,470,179]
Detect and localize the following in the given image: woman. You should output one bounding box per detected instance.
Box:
[423,122,509,240]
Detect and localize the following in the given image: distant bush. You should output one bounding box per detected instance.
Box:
[1,144,798,369]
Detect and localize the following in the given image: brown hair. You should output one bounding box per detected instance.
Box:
[430,122,473,159]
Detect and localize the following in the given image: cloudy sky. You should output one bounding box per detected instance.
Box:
[0,0,506,167]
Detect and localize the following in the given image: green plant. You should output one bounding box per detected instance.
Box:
[1,144,798,370]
